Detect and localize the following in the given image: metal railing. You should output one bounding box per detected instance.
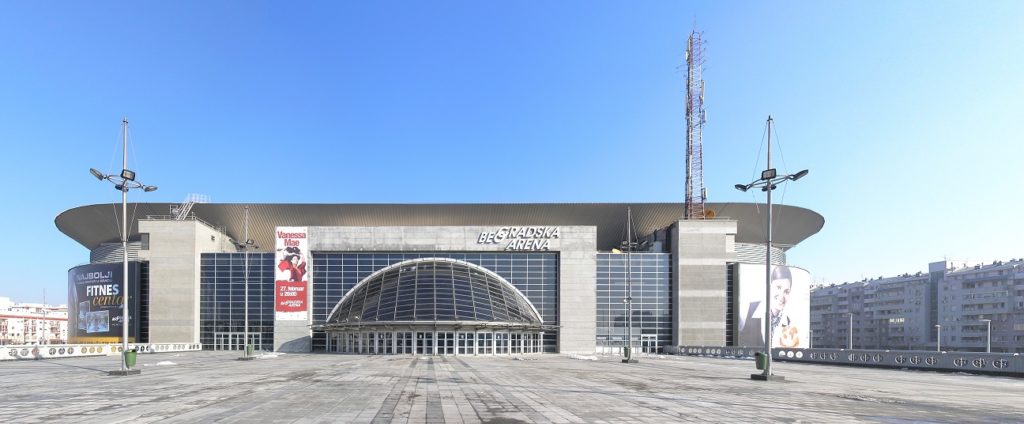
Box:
[666,345,1024,377]
[2,343,203,361]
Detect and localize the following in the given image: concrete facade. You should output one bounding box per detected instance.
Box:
[306,225,598,354]
[138,219,234,344]
[670,219,737,346]
[59,203,824,354]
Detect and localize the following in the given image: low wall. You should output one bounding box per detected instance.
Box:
[667,345,1024,377]
[1,343,202,361]
[664,345,758,358]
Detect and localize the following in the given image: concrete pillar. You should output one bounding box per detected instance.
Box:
[670,219,737,346]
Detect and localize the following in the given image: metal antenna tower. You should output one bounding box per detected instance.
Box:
[684,29,707,219]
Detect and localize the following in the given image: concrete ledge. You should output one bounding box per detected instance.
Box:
[750,373,784,381]
[108,369,142,376]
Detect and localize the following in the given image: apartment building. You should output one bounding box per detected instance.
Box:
[810,259,1023,353]
[0,297,68,345]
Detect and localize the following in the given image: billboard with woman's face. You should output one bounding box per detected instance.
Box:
[736,264,810,348]
[67,262,141,343]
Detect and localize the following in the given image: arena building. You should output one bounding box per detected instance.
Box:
[56,202,822,355]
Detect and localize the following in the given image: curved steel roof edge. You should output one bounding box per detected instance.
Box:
[55,202,824,252]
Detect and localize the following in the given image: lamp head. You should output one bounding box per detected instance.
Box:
[760,168,777,180]
[143,185,158,192]
[734,184,749,192]
[89,168,105,180]
[121,169,136,181]
[789,169,809,181]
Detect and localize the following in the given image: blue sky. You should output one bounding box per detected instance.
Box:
[1,1,1022,303]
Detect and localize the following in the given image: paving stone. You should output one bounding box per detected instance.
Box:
[0,351,1021,423]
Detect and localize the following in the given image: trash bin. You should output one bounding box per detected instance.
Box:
[124,349,138,369]
[246,344,254,357]
[755,352,766,370]
[623,346,631,359]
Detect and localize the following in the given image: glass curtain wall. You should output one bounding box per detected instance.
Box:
[596,253,671,353]
[138,262,150,343]
[312,253,558,352]
[199,253,275,351]
[725,263,736,346]
[200,252,557,353]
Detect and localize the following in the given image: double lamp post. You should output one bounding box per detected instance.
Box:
[90,118,157,376]
[734,116,808,382]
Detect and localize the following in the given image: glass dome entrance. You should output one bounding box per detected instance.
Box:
[326,257,543,327]
[321,258,547,355]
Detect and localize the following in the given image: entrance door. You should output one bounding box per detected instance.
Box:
[396,332,413,354]
[346,333,357,353]
[641,335,658,354]
[435,332,447,355]
[361,332,374,354]
[479,332,493,355]
[381,332,394,354]
[495,332,508,355]
[416,332,434,355]
[214,332,261,351]
[247,333,262,352]
[440,332,455,355]
[457,332,467,355]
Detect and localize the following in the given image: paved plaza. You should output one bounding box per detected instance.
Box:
[2,351,1021,423]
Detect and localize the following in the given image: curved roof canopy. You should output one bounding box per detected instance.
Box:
[56,202,824,252]
[325,258,543,328]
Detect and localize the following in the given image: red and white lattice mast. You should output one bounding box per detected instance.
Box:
[684,29,707,219]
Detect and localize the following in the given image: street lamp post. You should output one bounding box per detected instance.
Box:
[234,206,258,360]
[734,116,808,382]
[90,118,157,376]
[621,207,639,364]
[935,324,941,352]
[905,318,911,351]
[848,313,854,350]
[980,319,991,353]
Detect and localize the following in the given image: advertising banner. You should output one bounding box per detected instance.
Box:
[275,227,309,320]
[67,262,141,343]
[736,264,810,348]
